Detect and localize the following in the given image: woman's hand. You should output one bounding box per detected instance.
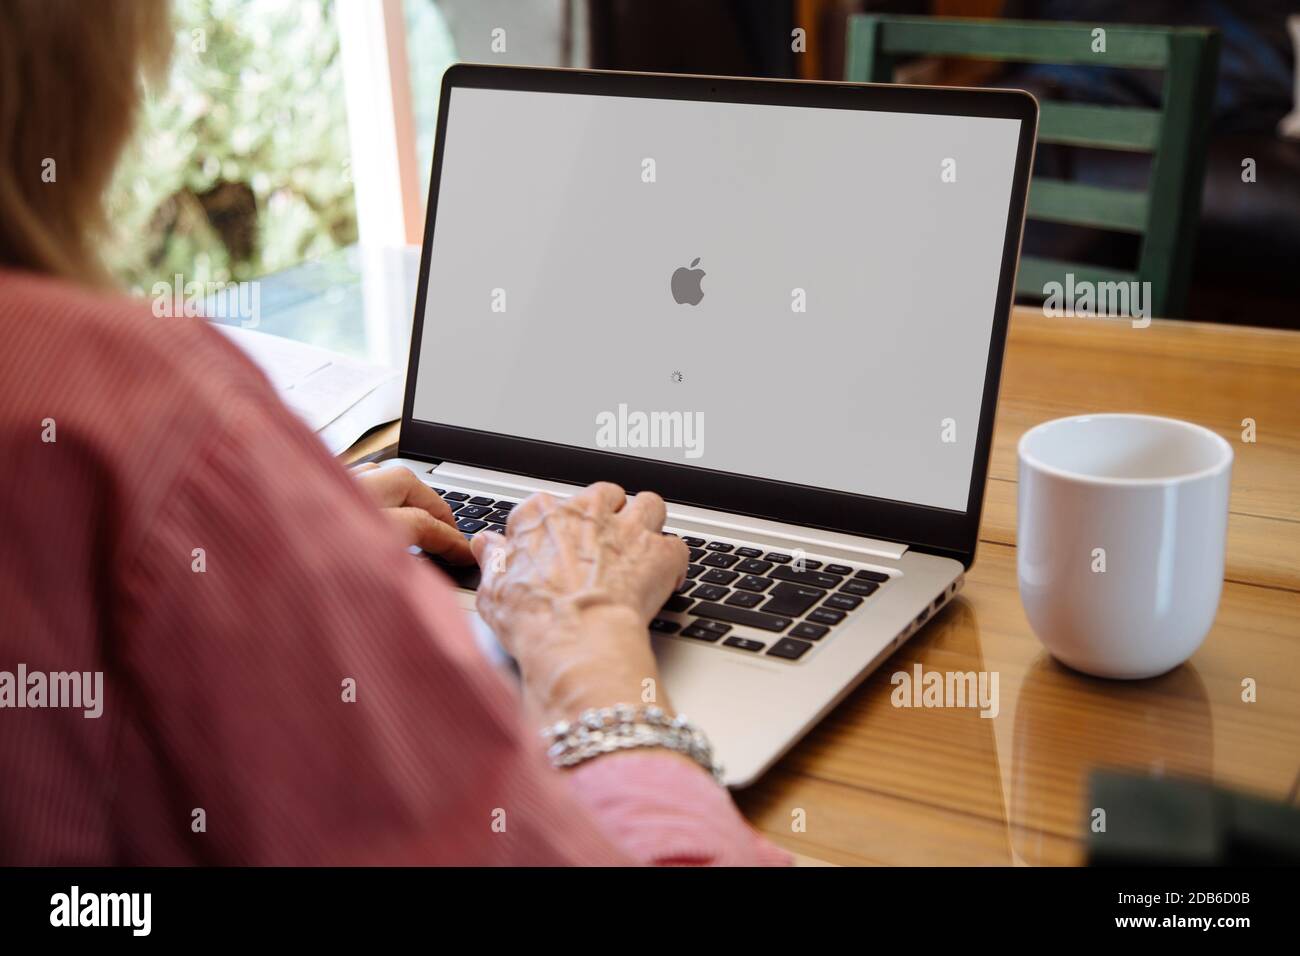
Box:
[471,482,689,724]
[351,463,474,564]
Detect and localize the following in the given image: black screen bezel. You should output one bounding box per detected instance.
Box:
[399,64,1037,568]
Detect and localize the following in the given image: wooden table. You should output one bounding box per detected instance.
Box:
[347,306,1300,866]
[734,308,1300,865]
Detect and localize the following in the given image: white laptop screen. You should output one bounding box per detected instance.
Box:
[411,86,1022,512]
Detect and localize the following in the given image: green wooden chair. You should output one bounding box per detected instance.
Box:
[846,15,1220,318]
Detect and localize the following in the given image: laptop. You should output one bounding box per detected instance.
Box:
[388,64,1037,787]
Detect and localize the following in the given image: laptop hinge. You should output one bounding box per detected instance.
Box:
[421,461,909,562]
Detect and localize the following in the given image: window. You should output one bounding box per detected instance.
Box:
[105,0,357,293]
[105,0,583,296]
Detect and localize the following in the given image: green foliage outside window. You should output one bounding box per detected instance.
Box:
[105,0,357,293]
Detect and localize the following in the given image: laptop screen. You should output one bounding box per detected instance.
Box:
[411,86,1022,513]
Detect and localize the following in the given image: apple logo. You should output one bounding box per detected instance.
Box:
[670,258,706,306]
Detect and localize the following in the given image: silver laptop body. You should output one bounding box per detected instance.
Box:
[392,65,1036,787]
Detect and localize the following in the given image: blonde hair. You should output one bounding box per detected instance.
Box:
[0,0,172,287]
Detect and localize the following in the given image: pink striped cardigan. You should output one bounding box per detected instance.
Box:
[0,270,789,866]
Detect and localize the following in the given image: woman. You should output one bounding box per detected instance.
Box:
[0,1,786,865]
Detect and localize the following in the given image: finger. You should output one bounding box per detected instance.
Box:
[471,530,506,578]
[350,461,381,474]
[470,532,507,626]
[395,471,459,525]
[575,481,626,514]
[663,534,690,585]
[392,507,474,563]
[510,491,557,530]
[364,467,457,525]
[356,466,418,508]
[621,490,667,532]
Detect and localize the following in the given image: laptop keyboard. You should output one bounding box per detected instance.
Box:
[422,486,894,664]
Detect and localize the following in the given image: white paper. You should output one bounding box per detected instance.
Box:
[214,325,400,436]
[317,373,404,456]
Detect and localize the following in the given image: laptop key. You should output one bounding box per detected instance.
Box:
[735,547,763,558]
[468,496,495,506]
[486,524,507,535]
[681,537,705,547]
[458,504,492,519]
[493,501,516,512]
[444,491,470,502]
[705,541,735,552]
[701,553,739,569]
[701,569,738,585]
[486,509,513,523]
[789,622,829,641]
[687,548,707,562]
[734,574,772,593]
[691,602,792,633]
[808,607,846,626]
[673,579,693,595]
[723,636,765,653]
[771,566,840,589]
[840,579,879,597]
[456,518,488,534]
[854,569,891,583]
[444,501,465,514]
[662,594,694,613]
[824,564,852,576]
[681,624,723,643]
[735,558,773,575]
[798,559,823,571]
[764,552,792,564]
[760,582,826,617]
[431,487,446,495]
[825,593,862,611]
[684,564,706,579]
[767,638,813,661]
[650,618,679,634]
[690,584,730,602]
[725,591,763,609]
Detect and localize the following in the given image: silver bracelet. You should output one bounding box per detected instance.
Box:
[540,704,724,784]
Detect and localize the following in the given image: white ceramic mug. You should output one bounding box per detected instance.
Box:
[1017,414,1233,679]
